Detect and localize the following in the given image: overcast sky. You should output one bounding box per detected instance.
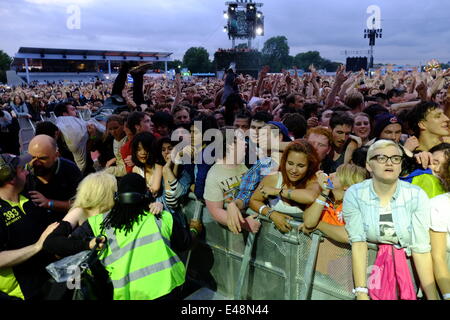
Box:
[1,0,449,66]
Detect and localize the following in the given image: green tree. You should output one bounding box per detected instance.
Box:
[169,59,183,70]
[322,59,340,72]
[294,51,340,72]
[152,59,183,72]
[294,51,322,70]
[261,36,290,72]
[0,50,12,84]
[182,47,212,73]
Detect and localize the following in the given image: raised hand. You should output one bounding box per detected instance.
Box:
[335,65,351,84]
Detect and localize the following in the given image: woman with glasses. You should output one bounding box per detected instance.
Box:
[342,139,438,300]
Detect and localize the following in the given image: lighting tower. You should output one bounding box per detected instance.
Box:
[364,17,383,68]
[223,0,264,49]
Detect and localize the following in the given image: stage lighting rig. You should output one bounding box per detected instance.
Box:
[223,0,264,48]
[363,16,383,68]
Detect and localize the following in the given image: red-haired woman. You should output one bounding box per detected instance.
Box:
[250,139,321,233]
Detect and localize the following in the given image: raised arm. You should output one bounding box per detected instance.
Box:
[254,66,270,98]
[171,74,182,110]
[271,75,281,97]
[284,70,292,95]
[325,65,350,108]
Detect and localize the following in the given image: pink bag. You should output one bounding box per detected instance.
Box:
[369,244,417,300]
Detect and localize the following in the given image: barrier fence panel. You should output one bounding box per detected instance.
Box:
[18,118,36,155]
[18,117,35,132]
[181,195,419,300]
[49,112,57,124]
[19,128,35,155]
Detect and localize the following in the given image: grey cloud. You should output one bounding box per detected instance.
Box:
[0,0,449,65]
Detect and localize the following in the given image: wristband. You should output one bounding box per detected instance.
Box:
[443,293,450,300]
[266,209,274,220]
[315,199,329,207]
[320,192,330,199]
[190,228,199,235]
[352,287,368,295]
[258,205,268,215]
[279,188,284,197]
[48,200,54,209]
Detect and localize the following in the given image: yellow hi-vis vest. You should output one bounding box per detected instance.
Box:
[88,210,186,300]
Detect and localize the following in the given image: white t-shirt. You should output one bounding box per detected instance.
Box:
[379,203,399,245]
[56,116,105,172]
[204,164,248,204]
[430,193,450,252]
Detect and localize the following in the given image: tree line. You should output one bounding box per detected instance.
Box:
[177,36,341,74]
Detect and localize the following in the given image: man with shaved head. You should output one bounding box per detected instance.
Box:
[25,135,82,221]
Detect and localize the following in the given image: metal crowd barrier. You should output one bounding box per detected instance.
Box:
[18,118,36,155]
[48,112,58,124]
[181,193,418,300]
[77,109,92,121]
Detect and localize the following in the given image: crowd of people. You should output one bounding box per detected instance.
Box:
[1,60,450,300]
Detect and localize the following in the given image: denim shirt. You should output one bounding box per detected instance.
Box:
[342,179,431,256]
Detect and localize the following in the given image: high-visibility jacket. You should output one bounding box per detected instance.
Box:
[88,210,186,300]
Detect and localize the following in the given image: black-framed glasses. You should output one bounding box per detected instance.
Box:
[369,154,403,164]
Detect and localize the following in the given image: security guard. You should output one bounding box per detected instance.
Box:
[45,173,201,300]
[0,153,58,300]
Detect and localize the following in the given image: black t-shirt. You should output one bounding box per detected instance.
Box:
[90,135,115,168]
[0,196,55,299]
[322,151,345,174]
[24,157,83,221]
[321,139,351,174]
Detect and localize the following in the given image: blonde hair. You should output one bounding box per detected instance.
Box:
[366,139,403,163]
[336,164,368,189]
[72,171,117,213]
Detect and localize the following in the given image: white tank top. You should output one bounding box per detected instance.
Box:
[269,172,303,217]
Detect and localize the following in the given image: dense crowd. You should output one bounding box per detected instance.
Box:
[1,61,450,300]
